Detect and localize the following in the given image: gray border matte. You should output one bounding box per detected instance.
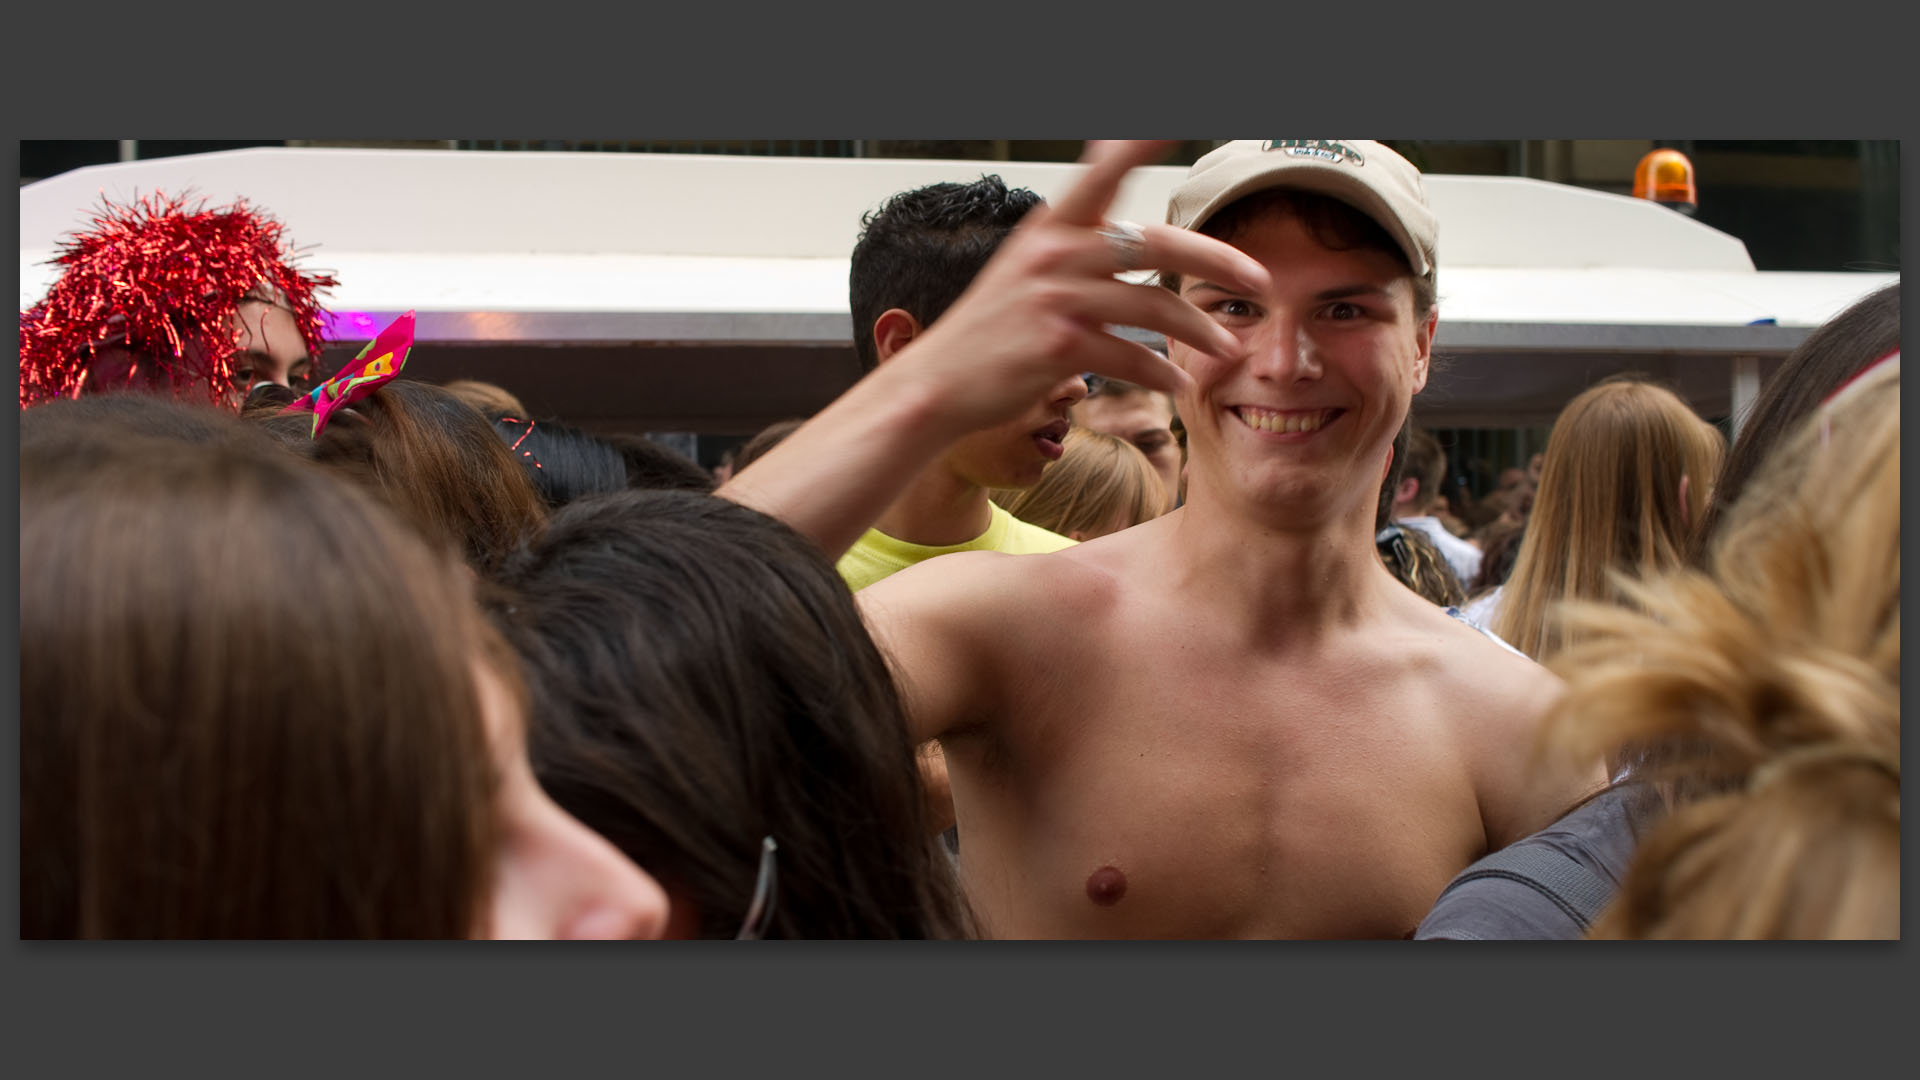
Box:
[5,5,1912,1077]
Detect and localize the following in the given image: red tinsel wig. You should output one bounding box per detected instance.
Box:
[19,192,338,409]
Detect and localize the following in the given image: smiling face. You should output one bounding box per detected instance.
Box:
[1169,205,1434,526]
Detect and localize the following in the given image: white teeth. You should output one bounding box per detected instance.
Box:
[1238,408,1329,433]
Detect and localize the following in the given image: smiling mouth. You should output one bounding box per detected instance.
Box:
[1233,407,1341,434]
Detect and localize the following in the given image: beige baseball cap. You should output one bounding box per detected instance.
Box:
[1167,140,1436,277]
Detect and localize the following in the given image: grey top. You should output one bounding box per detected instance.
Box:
[1414,783,1645,941]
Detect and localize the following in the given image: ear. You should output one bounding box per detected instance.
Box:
[1408,306,1437,395]
[1678,474,1692,527]
[872,308,923,365]
[1395,476,1421,507]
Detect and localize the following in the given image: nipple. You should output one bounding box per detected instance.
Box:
[1085,865,1128,906]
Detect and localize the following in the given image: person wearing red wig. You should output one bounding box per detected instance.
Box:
[20,192,337,409]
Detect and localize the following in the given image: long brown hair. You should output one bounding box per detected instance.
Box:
[21,432,500,938]
[310,378,548,576]
[1492,378,1724,661]
[1692,282,1899,562]
[993,426,1165,540]
[491,490,975,939]
[1546,362,1899,938]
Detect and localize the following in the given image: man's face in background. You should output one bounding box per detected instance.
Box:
[1073,384,1184,513]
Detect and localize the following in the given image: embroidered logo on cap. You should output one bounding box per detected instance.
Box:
[1265,140,1366,166]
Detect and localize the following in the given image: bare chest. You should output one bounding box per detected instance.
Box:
[946,616,1489,938]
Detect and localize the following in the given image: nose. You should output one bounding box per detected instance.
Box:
[1247,321,1322,384]
[1056,373,1090,408]
[553,814,672,940]
[488,792,672,940]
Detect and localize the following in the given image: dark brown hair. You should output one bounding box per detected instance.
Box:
[1466,520,1526,598]
[1400,427,1447,510]
[1692,282,1898,563]
[849,175,1042,374]
[22,391,271,450]
[601,432,720,493]
[487,414,629,509]
[309,378,548,576]
[491,490,974,939]
[732,418,807,475]
[21,435,499,938]
[1163,189,1437,319]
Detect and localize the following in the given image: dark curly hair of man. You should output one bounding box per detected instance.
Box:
[848,175,1042,374]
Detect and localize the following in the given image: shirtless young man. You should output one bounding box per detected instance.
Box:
[722,141,1601,938]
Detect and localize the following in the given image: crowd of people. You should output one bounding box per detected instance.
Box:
[19,140,1899,939]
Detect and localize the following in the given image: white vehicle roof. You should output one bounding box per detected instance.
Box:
[21,148,1897,430]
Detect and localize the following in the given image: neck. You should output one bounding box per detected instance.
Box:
[1164,484,1401,640]
[872,464,995,547]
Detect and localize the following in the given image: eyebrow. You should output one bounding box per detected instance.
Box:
[1182,280,1396,301]
[1313,283,1395,302]
[238,291,296,312]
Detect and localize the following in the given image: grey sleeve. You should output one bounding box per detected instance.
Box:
[1413,875,1592,941]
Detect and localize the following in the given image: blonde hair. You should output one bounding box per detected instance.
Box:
[1492,378,1725,661]
[1377,523,1466,608]
[1545,362,1899,939]
[993,427,1166,540]
[441,379,529,418]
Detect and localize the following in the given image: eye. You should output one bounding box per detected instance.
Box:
[1323,301,1365,321]
[1210,298,1258,320]
[1135,432,1171,454]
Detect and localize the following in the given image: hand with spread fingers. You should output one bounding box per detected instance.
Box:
[886,140,1268,439]
[719,140,1270,559]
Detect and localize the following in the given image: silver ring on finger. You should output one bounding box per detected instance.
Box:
[1096,219,1147,273]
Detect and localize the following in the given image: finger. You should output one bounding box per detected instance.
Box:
[1138,223,1270,294]
[1068,278,1244,361]
[1070,328,1196,401]
[1041,220,1269,295]
[1044,140,1178,229]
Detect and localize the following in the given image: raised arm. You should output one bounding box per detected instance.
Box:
[716,140,1267,560]
[853,549,1023,745]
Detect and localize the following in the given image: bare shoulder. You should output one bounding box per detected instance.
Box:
[858,541,1127,742]
[1397,597,1601,848]
[1425,604,1563,730]
[862,542,1106,622]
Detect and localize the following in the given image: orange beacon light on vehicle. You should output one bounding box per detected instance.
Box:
[1634,149,1698,215]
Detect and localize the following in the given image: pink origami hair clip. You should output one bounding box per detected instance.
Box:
[281,311,415,437]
